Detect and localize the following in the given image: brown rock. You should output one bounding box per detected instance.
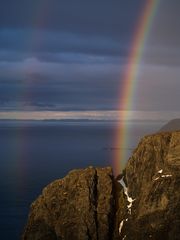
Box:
[23,131,180,240]
[115,131,180,240]
[22,166,115,240]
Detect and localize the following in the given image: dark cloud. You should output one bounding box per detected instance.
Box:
[134,64,180,111]
[149,0,180,47]
[0,29,130,61]
[0,1,143,35]
[143,0,180,67]
[0,1,143,62]
[0,58,123,110]
[0,0,179,113]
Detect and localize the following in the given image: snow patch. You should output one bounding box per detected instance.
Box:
[154,177,159,181]
[119,220,124,234]
[118,177,135,214]
[161,174,172,178]
[154,169,172,180]
[119,218,128,236]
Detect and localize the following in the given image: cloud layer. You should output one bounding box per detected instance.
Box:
[0,110,179,122]
[0,0,179,114]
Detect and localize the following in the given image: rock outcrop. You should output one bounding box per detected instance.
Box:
[114,131,180,240]
[22,167,115,240]
[23,131,180,240]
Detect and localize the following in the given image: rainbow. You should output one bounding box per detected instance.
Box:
[114,0,161,176]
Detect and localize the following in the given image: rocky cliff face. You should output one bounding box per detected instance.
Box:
[114,131,180,240]
[22,167,115,240]
[23,131,180,240]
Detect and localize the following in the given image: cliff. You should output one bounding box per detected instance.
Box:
[22,131,180,240]
[114,131,180,240]
[23,167,115,240]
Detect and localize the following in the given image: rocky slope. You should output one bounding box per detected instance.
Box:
[23,131,180,240]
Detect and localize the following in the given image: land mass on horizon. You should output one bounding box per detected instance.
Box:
[159,119,180,132]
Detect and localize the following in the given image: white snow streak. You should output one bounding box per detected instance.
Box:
[154,169,172,181]
[118,177,135,214]
[119,220,124,234]
[154,177,159,181]
[161,174,172,178]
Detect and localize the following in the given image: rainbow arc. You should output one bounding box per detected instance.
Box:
[114,0,161,176]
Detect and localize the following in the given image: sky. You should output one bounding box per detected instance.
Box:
[0,0,179,120]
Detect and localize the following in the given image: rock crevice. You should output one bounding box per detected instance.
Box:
[23,166,115,240]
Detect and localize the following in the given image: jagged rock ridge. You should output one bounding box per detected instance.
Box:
[23,131,180,240]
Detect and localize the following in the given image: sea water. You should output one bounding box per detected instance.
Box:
[0,120,164,239]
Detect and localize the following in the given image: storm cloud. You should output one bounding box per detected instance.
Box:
[0,0,179,115]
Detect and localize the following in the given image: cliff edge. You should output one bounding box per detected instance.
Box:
[23,131,180,240]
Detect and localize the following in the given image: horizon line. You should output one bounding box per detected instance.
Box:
[0,110,179,121]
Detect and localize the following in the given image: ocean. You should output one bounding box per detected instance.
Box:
[0,120,164,239]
